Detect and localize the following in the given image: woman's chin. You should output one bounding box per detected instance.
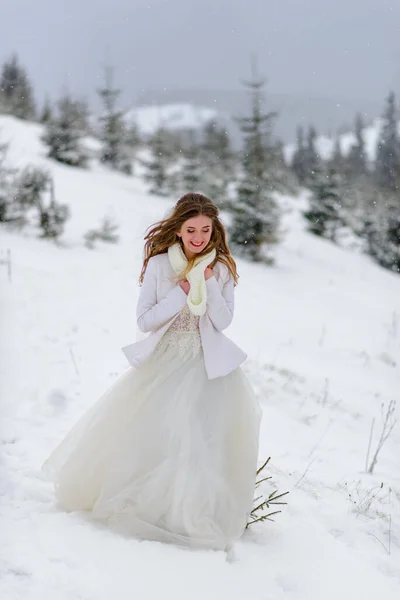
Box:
[188,244,205,252]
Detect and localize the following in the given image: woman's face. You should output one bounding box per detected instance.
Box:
[177,215,213,258]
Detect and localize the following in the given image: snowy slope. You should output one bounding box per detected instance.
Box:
[124,103,219,136]
[1,115,400,600]
[284,117,400,165]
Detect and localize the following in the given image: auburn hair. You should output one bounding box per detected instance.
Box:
[139,193,239,285]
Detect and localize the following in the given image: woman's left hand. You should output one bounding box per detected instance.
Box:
[204,267,214,281]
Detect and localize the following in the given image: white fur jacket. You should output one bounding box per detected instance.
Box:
[121,253,247,379]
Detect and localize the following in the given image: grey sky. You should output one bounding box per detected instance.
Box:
[1,0,399,110]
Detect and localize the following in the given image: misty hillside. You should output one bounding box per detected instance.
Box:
[134,88,384,142]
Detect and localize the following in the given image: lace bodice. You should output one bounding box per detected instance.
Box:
[169,305,200,332]
[154,305,201,360]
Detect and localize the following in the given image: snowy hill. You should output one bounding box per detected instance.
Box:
[1,115,399,600]
[124,102,241,147]
[124,103,220,136]
[284,117,400,165]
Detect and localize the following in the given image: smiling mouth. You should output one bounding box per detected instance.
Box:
[190,242,204,247]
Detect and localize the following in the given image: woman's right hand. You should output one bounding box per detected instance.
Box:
[179,280,190,295]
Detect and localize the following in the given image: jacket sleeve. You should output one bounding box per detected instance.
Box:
[205,272,234,331]
[136,258,187,333]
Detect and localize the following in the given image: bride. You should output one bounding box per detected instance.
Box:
[42,192,262,551]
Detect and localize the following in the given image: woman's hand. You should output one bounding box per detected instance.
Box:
[204,267,214,281]
[179,279,190,295]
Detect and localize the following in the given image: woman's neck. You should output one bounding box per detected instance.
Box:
[183,248,196,261]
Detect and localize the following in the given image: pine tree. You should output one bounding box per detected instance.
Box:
[181,130,202,192]
[98,67,132,175]
[71,98,91,135]
[0,138,11,221]
[0,54,36,120]
[347,113,367,178]
[384,210,400,273]
[375,91,400,191]
[0,54,19,104]
[291,126,308,184]
[329,137,345,174]
[303,166,343,242]
[362,192,400,273]
[0,136,22,223]
[42,93,88,167]
[229,63,281,262]
[142,127,172,196]
[39,96,53,124]
[11,166,70,238]
[199,120,234,204]
[303,126,320,184]
[125,121,141,151]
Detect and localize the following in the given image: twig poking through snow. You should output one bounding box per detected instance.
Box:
[366,400,397,474]
[69,347,80,376]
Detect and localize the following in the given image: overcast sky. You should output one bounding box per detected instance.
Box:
[1,0,399,109]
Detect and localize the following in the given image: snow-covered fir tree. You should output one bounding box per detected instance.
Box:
[199,120,234,205]
[39,196,70,239]
[331,138,345,172]
[71,98,91,136]
[84,216,120,249]
[10,166,70,238]
[142,127,172,196]
[180,130,202,192]
[42,93,88,167]
[229,65,282,262]
[362,191,400,273]
[98,67,132,175]
[0,54,36,120]
[39,96,53,124]
[375,91,400,191]
[291,126,308,184]
[0,137,11,221]
[125,121,141,152]
[347,113,367,178]
[13,166,51,212]
[383,208,400,273]
[303,166,343,242]
[0,135,22,224]
[303,126,320,184]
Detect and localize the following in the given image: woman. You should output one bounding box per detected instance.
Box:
[42,192,262,551]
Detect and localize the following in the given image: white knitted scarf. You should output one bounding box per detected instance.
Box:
[168,242,216,316]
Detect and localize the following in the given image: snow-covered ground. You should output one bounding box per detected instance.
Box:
[1,115,399,600]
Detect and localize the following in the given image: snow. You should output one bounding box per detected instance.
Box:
[124,103,219,135]
[284,117,400,165]
[1,115,399,599]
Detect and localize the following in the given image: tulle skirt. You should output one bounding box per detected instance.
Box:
[42,329,262,551]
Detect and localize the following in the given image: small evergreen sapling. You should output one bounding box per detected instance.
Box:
[42,93,88,167]
[303,167,343,242]
[13,166,69,239]
[0,138,15,222]
[84,216,119,249]
[246,457,289,527]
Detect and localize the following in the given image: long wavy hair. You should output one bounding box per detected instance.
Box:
[139,193,239,285]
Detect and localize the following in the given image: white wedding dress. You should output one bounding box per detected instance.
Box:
[42,305,262,551]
